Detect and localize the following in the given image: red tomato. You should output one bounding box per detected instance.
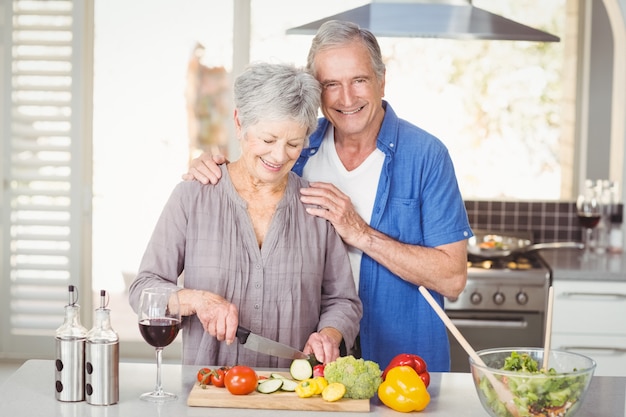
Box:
[197,367,212,385]
[224,365,258,395]
[210,367,228,388]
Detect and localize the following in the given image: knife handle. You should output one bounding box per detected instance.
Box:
[308,354,320,367]
[236,325,251,344]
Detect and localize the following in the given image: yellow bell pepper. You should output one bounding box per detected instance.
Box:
[377,365,431,412]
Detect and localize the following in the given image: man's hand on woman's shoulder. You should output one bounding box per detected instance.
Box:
[182,152,228,184]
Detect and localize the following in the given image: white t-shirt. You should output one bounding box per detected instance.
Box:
[302,127,385,288]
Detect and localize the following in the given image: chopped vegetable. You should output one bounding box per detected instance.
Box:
[479,239,505,250]
[267,372,299,391]
[477,351,591,417]
[378,366,431,412]
[322,382,346,402]
[313,364,326,377]
[278,378,298,392]
[382,353,430,388]
[323,355,382,399]
[295,379,318,398]
[295,377,328,398]
[503,351,539,372]
[257,378,284,394]
[290,358,314,381]
[312,376,328,394]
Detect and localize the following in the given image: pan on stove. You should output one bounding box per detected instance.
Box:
[467,231,584,259]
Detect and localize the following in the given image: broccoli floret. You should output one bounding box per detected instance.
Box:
[323,355,382,399]
[503,351,539,373]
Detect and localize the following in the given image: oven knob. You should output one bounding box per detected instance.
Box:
[516,291,529,305]
[493,292,506,305]
[470,292,482,305]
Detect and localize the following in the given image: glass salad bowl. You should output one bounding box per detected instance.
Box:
[469,347,596,417]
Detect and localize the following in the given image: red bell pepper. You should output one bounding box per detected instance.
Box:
[313,364,325,378]
[382,353,430,388]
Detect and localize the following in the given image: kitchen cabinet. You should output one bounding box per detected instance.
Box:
[552,280,626,376]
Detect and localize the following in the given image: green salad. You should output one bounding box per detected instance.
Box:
[477,351,590,417]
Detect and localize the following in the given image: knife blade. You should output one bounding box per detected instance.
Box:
[235,325,313,362]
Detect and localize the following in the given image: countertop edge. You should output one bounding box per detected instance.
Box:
[539,248,626,282]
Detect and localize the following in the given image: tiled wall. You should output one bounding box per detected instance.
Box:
[464,200,582,243]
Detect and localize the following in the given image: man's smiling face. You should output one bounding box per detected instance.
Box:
[314,41,386,141]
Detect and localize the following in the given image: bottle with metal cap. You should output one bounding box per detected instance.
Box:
[85,289,119,405]
[55,285,88,402]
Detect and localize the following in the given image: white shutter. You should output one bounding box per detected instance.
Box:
[1,0,93,357]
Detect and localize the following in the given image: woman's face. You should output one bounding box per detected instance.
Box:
[236,113,307,184]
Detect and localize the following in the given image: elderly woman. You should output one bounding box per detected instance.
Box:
[129,62,362,368]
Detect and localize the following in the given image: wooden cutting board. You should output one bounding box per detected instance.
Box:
[187,371,370,412]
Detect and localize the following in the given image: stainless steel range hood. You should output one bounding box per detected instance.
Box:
[286,1,560,42]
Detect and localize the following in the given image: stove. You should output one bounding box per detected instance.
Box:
[444,231,552,372]
[451,252,551,312]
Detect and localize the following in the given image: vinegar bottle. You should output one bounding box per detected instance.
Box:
[85,289,120,405]
[55,285,88,402]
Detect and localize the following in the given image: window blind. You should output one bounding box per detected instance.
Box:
[1,0,93,357]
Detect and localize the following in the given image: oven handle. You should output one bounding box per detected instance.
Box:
[560,291,626,300]
[449,318,528,329]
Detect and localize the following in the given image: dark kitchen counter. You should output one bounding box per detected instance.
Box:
[540,248,626,282]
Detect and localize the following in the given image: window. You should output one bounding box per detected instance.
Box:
[1,0,93,356]
[91,0,235,354]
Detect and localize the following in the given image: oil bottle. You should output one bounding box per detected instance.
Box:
[55,285,88,402]
[85,289,119,405]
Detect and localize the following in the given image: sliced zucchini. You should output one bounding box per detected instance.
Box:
[257,378,284,394]
[290,358,314,381]
[278,378,298,392]
[270,372,289,379]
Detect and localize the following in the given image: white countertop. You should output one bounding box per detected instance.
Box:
[1,360,624,417]
[540,248,626,281]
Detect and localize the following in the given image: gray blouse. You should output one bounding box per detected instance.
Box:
[129,165,362,367]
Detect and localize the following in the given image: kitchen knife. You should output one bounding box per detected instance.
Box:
[235,326,317,363]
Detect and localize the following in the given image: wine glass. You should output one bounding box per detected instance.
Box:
[138,287,181,402]
[576,189,602,256]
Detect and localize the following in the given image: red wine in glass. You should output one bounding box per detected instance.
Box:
[577,213,601,229]
[139,318,180,348]
[576,190,602,255]
[138,287,181,402]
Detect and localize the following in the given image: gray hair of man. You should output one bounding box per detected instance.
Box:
[306,20,386,81]
[234,62,321,142]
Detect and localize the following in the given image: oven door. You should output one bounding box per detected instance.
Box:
[445,310,544,372]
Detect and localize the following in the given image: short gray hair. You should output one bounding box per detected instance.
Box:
[234,62,321,138]
[306,20,386,81]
